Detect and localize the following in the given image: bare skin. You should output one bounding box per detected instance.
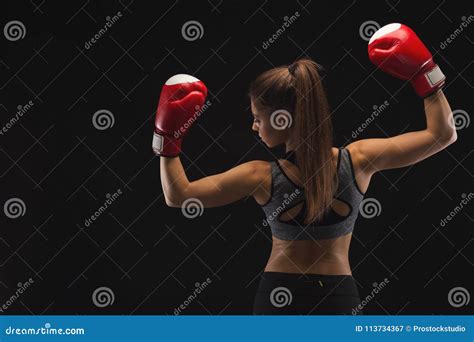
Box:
[255,148,361,275]
[161,90,457,275]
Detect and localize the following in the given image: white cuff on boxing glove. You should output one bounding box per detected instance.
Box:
[411,63,446,97]
[152,131,182,157]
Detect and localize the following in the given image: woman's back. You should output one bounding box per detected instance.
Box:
[256,147,370,275]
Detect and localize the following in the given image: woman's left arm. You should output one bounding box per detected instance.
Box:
[161,157,269,207]
[347,90,457,175]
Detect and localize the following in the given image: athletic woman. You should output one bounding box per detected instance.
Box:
[153,23,457,314]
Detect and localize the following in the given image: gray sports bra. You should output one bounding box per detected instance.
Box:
[259,148,365,240]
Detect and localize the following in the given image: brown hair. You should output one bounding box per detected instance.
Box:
[249,58,337,224]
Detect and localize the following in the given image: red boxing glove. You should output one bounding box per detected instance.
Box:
[368,23,445,97]
[152,74,208,157]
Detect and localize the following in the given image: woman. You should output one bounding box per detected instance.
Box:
[154,24,457,314]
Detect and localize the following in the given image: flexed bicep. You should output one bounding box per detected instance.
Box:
[348,130,455,176]
[168,161,270,208]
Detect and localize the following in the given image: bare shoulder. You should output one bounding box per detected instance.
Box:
[174,159,273,208]
[246,160,271,175]
[239,160,272,187]
[345,142,370,175]
[345,142,372,194]
[246,160,272,205]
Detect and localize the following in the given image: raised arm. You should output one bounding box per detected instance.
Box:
[161,158,268,207]
[349,23,457,176]
[348,90,456,175]
[152,73,268,208]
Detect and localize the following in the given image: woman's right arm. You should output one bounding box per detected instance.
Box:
[347,90,457,176]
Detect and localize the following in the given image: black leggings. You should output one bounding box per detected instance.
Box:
[253,272,363,315]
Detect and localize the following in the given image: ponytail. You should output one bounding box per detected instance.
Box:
[291,60,336,224]
[250,58,337,224]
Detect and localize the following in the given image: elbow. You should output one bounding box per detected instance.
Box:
[430,128,457,147]
[440,130,458,147]
[164,186,189,207]
[448,131,458,144]
[165,198,177,207]
[164,194,183,208]
[165,199,182,208]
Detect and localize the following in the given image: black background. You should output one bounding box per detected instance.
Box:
[1,0,472,315]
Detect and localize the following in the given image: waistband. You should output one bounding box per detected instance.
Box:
[257,272,359,297]
[261,271,354,281]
